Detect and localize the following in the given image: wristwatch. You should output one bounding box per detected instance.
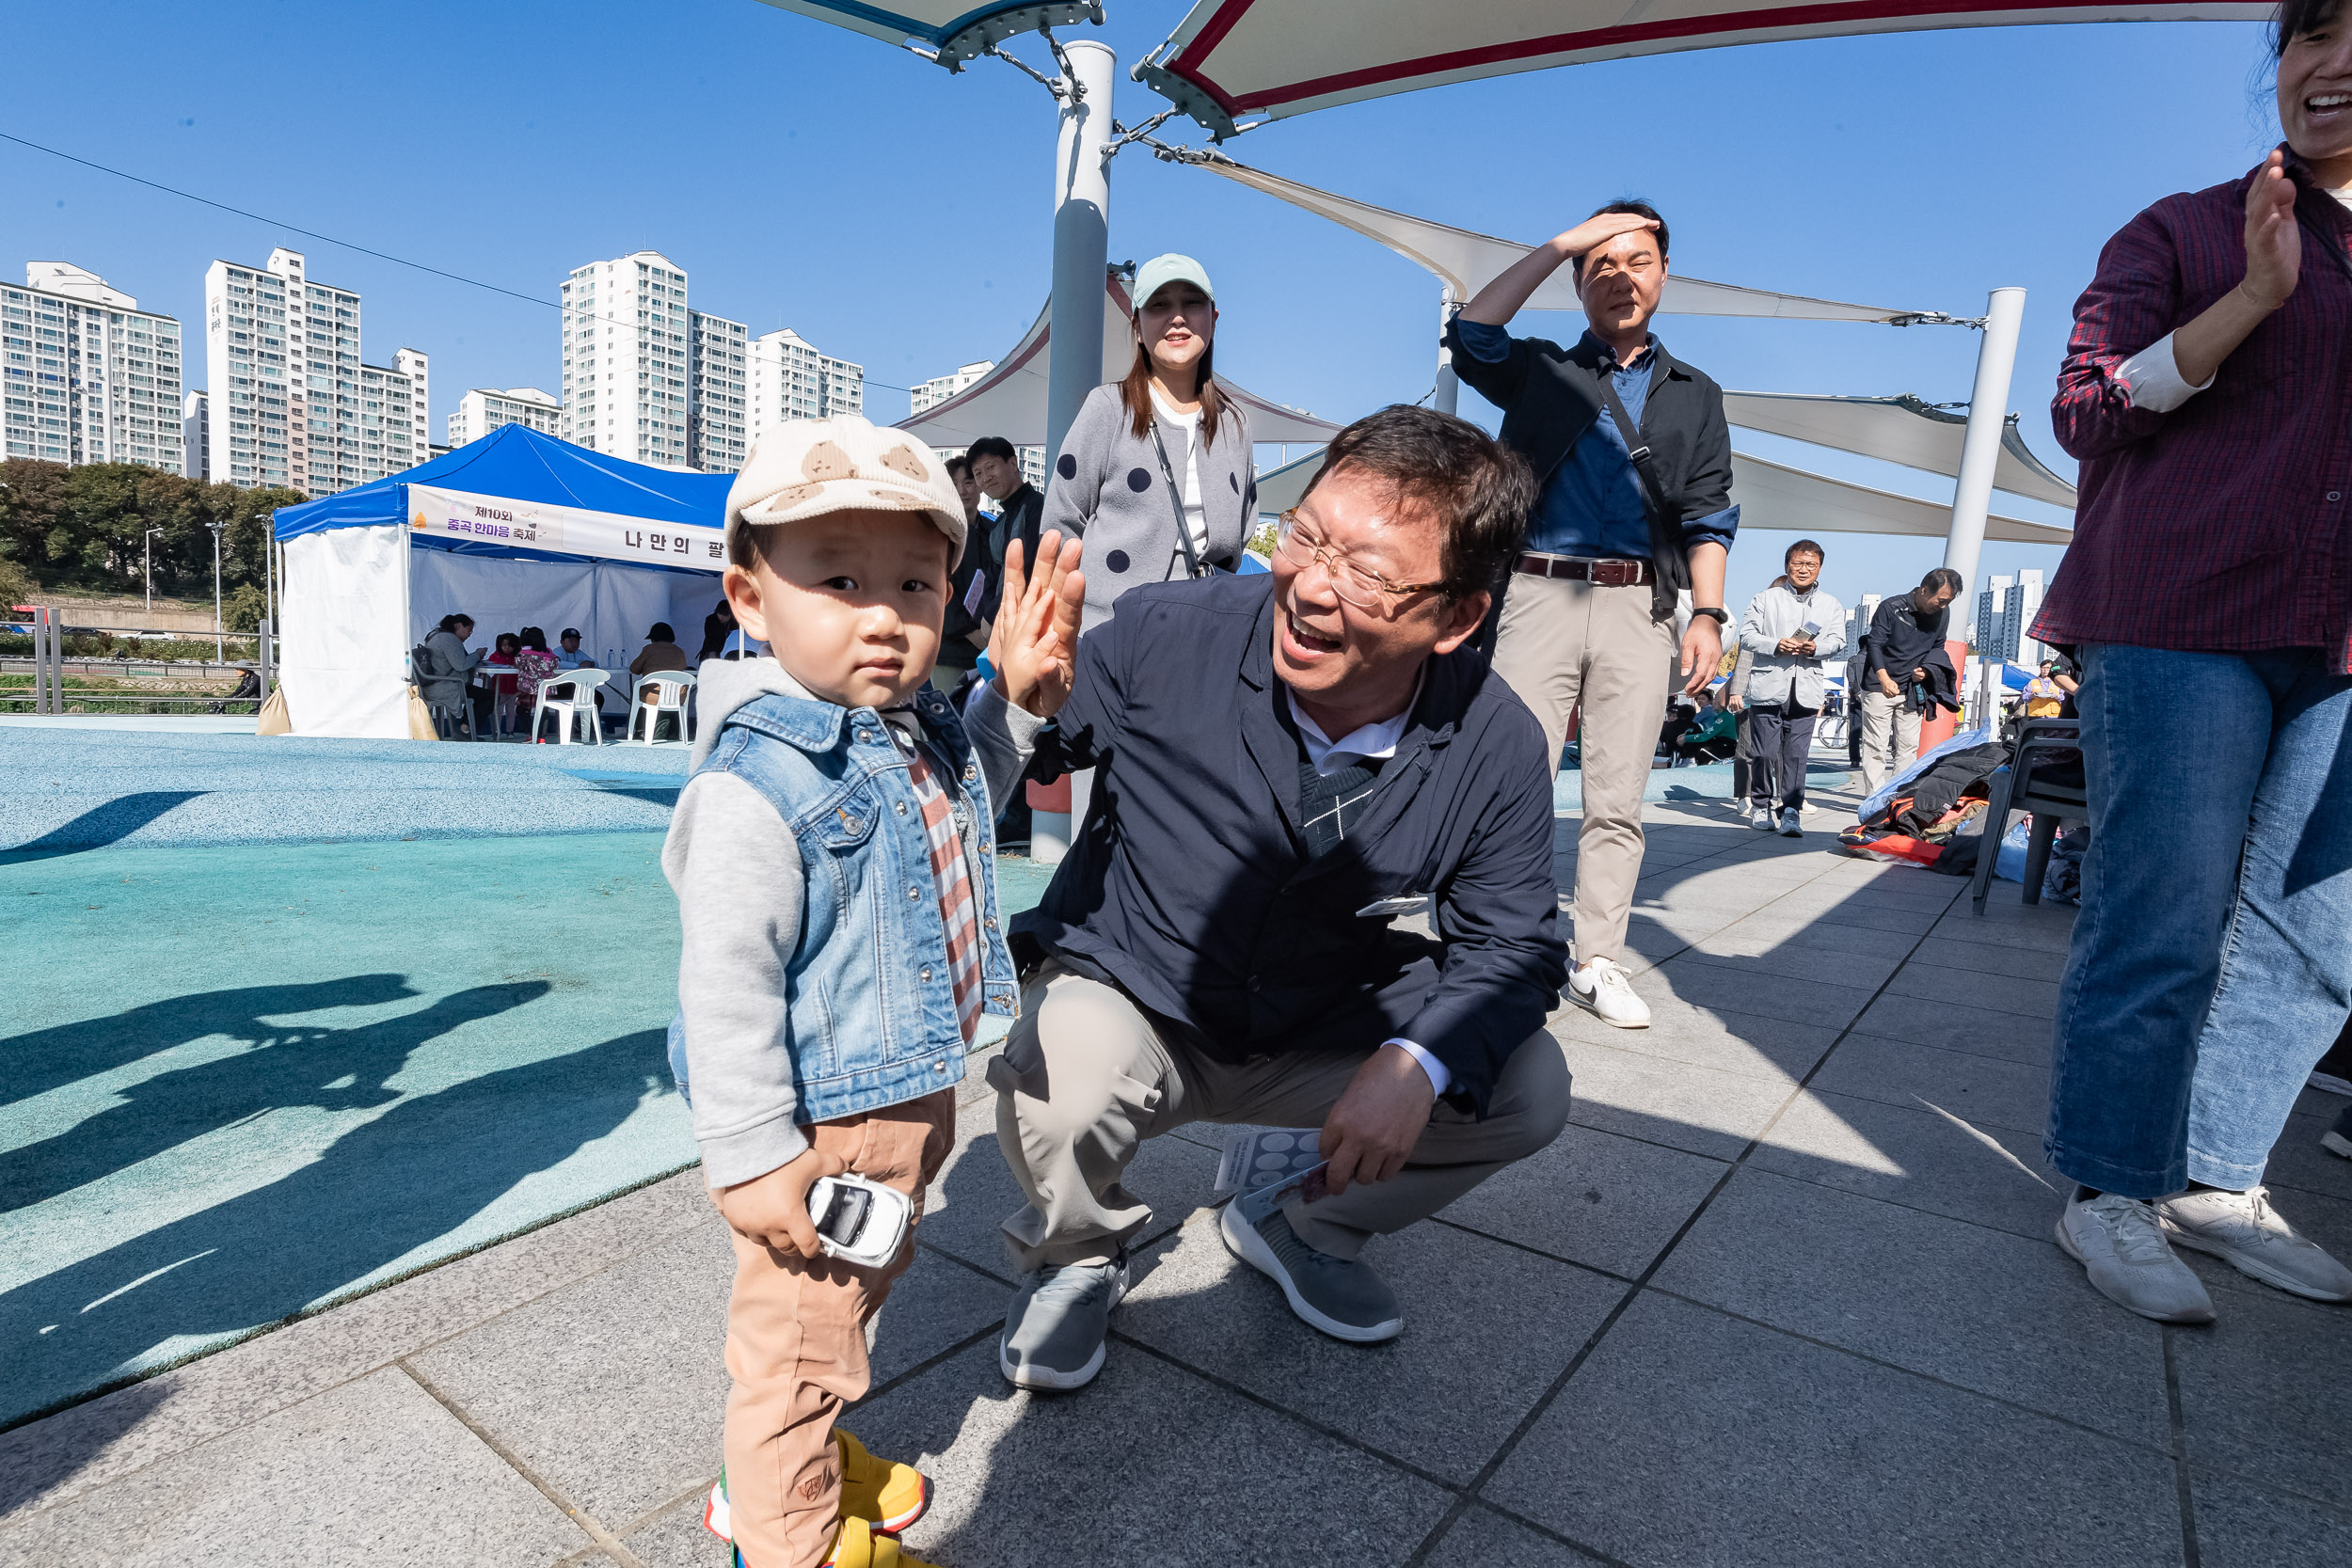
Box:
[1690,606,1729,626]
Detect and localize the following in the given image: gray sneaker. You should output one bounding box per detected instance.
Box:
[2158,1185,2352,1303]
[1750,807,1775,832]
[999,1252,1128,1391]
[2056,1191,2215,1323]
[1219,1199,1403,1342]
[1778,808,1803,837]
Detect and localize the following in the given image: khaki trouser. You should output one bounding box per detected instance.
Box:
[1857,686,1922,795]
[988,961,1573,1270]
[1489,573,1677,964]
[714,1091,956,1568]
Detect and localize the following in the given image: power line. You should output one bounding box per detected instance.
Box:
[0,129,919,395]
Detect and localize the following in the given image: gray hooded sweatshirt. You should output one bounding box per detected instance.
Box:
[662,657,1041,1186]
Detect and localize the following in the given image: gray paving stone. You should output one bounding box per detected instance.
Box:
[1883,960,2061,1021]
[406,1222,733,1528]
[2191,1472,2352,1568]
[1808,1035,2051,1138]
[869,1248,1012,1389]
[1699,907,1926,961]
[914,1090,1224,1281]
[1484,1292,2184,1568]
[1553,1034,1801,1160]
[1930,936,2072,983]
[1772,891,1946,936]
[1552,988,1836,1082]
[2266,1108,2352,1203]
[1851,993,2054,1066]
[1772,876,1962,916]
[1653,956,1877,1033]
[1677,939,1905,993]
[1439,1121,1728,1279]
[1120,1204,1624,1483]
[0,1368,588,1568]
[616,1490,731,1568]
[850,1340,1454,1567]
[1752,1087,2062,1243]
[2174,1284,2352,1510]
[1652,1169,2171,1445]
[1933,908,2080,951]
[0,1169,711,1526]
[1422,1506,1608,1566]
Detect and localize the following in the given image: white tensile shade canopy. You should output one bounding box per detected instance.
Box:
[896,271,1345,450]
[1250,442,2072,545]
[1721,390,2077,508]
[1184,151,1947,323]
[1137,0,2272,137]
[753,1,1104,67]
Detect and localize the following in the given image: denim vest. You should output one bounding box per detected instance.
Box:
[667,682,1019,1126]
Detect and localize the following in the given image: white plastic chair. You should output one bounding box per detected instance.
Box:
[532,669,611,745]
[624,670,697,745]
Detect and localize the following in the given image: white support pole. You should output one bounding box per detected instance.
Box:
[1943,287,2026,603]
[1433,285,1459,417]
[1044,39,1116,471]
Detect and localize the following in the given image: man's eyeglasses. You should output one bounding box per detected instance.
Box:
[1273,510,1445,610]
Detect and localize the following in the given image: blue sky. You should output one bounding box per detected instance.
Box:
[1,2,2291,613]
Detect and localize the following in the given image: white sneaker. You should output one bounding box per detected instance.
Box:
[2158,1185,2352,1303]
[1750,807,1774,832]
[2055,1192,2216,1323]
[1567,956,1650,1028]
[1777,809,1803,837]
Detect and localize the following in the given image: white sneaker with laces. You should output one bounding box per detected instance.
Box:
[2055,1191,2216,1323]
[1749,807,1774,832]
[1567,956,1650,1028]
[2157,1185,2352,1303]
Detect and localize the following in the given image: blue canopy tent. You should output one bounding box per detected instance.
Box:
[271,425,733,737]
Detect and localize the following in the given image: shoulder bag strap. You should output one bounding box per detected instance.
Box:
[1593,369,1688,619]
[1147,417,1213,580]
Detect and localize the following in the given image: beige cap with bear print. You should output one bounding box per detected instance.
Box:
[723,415,967,566]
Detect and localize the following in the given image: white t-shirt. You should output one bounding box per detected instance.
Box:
[1148,385,1211,566]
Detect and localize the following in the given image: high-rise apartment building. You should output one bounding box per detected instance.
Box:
[394,348,431,470]
[749,328,865,442]
[911,360,993,414]
[183,389,209,481]
[448,387,562,447]
[1974,569,2047,667]
[203,248,422,494]
[2,262,183,472]
[558,251,697,467]
[688,310,748,474]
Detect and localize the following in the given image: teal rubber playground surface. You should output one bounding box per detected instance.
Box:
[0,731,1056,1432]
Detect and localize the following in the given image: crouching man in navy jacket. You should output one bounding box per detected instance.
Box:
[972,404,1572,1391]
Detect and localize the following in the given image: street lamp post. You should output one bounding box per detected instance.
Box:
[143,526,164,620]
[207,521,225,662]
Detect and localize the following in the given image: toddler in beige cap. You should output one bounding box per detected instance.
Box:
[664,415,1023,1568]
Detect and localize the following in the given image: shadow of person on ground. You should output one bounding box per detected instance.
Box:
[0,1026,675,1446]
[0,981,552,1215]
[0,974,418,1112]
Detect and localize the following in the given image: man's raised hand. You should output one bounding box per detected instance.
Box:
[992,530,1085,719]
[1553,209,1660,259]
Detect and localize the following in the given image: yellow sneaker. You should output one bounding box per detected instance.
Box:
[820,1514,944,1567]
[834,1429,931,1535]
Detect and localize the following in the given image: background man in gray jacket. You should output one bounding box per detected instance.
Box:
[1735,539,1844,835]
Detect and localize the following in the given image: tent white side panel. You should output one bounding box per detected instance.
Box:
[407,549,598,657]
[283,524,412,739]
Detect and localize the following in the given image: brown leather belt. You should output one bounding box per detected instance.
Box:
[1514,553,1651,586]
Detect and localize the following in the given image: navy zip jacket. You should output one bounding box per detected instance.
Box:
[1013,573,1567,1115]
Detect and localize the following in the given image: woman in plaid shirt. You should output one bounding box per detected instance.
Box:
[2035,0,2352,1324]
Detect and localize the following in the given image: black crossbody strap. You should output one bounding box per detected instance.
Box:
[1147,418,1213,580]
[1593,370,1688,619]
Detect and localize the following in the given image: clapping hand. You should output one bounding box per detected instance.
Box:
[991,531,1085,719]
[2241,149,2301,312]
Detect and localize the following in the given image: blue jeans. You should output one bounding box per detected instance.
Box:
[2045,643,2352,1196]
